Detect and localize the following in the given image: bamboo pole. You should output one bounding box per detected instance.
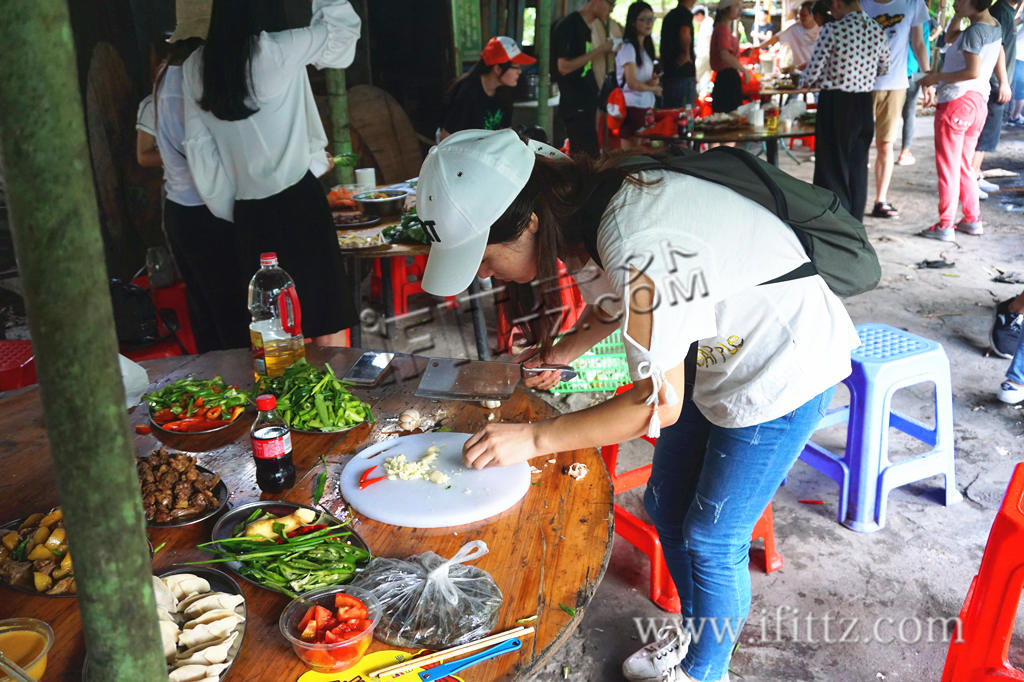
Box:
[326,68,355,185]
[0,2,165,679]
[536,0,554,140]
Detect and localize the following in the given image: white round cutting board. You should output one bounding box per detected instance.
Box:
[338,432,531,528]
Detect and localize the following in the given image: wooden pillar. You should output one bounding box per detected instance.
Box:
[326,69,355,185]
[0,2,165,679]
[536,0,554,139]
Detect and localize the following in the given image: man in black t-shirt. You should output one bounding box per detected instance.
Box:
[661,0,698,108]
[552,0,616,155]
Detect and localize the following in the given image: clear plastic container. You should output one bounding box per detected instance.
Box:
[0,617,54,681]
[279,586,381,673]
[248,252,304,378]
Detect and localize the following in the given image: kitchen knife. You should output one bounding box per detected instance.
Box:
[414,358,522,401]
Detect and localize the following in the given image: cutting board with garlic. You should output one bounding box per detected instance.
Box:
[338,432,531,528]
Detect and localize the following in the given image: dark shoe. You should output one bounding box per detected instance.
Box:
[990,298,1024,359]
[870,201,900,218]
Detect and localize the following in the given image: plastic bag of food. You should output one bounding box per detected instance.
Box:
[350,540,502,649]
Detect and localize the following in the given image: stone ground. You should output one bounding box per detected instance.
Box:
[1,113,1022,682]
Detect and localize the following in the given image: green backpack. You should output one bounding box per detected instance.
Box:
[611,146,881,297]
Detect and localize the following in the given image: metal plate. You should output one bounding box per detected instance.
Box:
[145,465,229,529]
[332,213,382,230]
[207,502,371,593]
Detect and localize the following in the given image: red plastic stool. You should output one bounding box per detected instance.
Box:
[0,340,37,391]
[600,383,783,612]
[370,256,457,318]
[941,462,1024,682]
[130,274,198,355]
[495,260,585,353]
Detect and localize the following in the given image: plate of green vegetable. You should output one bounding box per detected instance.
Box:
[193,502,372,597]
[256,360,374,434]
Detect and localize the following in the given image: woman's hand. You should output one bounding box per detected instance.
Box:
[917,72,940,88]
[463,423,542,469]
[998,81,1012,104]
[517,346,569,390]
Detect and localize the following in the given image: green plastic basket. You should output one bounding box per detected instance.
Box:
[550,330,631,394]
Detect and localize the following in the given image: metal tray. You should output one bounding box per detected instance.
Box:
[207,501,371,593]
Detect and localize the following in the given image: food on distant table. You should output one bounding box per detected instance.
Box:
[143,376,250,433]
[383,446,450,486]
[382,210,430,244]
[0,508,75,595]
[189,508,372,597]
[359,192,395,200]
[154,572,244,680]
[337,233,383,249]
[332,212,374,227]
[397,409,421,431]
[137,449,222,524]
[327,186,357,209]
[256,359,373,433]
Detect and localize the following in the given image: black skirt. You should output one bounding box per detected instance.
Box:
[234,172,357,339]
[711,68,743,113]
[164,200,250,351]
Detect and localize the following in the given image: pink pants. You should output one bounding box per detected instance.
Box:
[934,91,987,228]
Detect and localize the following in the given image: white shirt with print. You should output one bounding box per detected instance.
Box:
[862,0,929,90]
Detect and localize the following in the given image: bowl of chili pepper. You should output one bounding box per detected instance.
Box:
[143,376,252,435]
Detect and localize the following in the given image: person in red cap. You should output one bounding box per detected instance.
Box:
[441,37,536,139]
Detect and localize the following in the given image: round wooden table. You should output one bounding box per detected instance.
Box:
[0,346,613,681]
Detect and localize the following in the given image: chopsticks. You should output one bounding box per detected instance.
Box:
[372,626,535,678]
[0,650,34,682]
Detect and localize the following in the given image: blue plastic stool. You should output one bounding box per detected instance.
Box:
[800,323,962,532]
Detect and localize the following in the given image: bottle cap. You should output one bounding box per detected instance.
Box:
[260,252,278,266]
[256,394,277,411]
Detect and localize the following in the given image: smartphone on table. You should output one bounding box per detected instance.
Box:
[342,351,395,386]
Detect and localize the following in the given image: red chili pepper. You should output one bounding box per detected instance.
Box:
[161,417,206,432]
[135,424,152,435]
[798,499,825,505]
[286,524,327,538]
[230,405,245,421]
[205,406,222,420]
[358,465,386,490]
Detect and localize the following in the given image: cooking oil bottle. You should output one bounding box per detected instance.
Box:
[248,252,305,378]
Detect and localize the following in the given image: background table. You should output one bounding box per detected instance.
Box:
[657,120,816,166]
[337,216,492,360]
[0,346,613,681]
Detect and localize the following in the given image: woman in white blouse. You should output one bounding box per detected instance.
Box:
[182,0,361,347]
[416,129,858,682]
[615,1,663,147]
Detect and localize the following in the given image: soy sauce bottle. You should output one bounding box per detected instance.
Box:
[251,394,295,493]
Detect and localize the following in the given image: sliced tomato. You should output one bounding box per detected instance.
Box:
[299,618,318,642]
[297,606,316,633]
[336,604,368,621]
[349,618,373,635]
[313,605,333,633]
[301,649,338,669]
[334,593,363,610]
[323,616,339,632]
[323,629,341,644]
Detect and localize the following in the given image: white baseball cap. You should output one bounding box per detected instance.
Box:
[417,129,568,297]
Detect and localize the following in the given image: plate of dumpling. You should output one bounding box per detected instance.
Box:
[154,567,246,682]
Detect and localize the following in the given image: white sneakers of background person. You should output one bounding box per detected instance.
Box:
[622,627,692,681]
[978,176,999,193]
[999,381,1024,404]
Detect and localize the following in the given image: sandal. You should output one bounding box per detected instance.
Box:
[871,201,900,218]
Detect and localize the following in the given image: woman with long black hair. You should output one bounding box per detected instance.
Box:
[616,1,663,146]
[441,36,536,138]
[416,129,859,682]
[182,0,361,347]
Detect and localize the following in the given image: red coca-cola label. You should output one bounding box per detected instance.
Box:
[253,431,292,459]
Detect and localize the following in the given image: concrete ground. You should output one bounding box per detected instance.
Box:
[1,114,1022,682]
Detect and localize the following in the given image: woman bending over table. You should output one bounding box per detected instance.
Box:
[416,129,858,682]
[182,0,361,346]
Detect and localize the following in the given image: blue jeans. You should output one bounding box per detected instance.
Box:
[663,75,697,108]
[1007,333,1024,385]
[643,387,835,681]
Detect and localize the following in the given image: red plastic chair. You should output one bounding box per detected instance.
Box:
[600,383,783,612]
[941,462,1024,682]
[371,255,458,318]
[130,274,198,355]
[0,340,37,391]
[494,260,585,353]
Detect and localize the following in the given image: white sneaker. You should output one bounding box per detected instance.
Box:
[999,381,1024,405]
[978,177,999,193]
[622,627,692,682]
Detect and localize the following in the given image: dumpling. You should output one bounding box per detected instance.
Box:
[152,575,177,613]
[167,662,228,682]
[163,574,211,601]
[177,616,242,649]
[176,591,213,612]
[175,632,238,666]
[159,620,179,661]
[182,593,245,619]
[183,609,245,629]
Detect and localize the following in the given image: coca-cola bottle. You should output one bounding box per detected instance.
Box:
[250,394,295,493]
